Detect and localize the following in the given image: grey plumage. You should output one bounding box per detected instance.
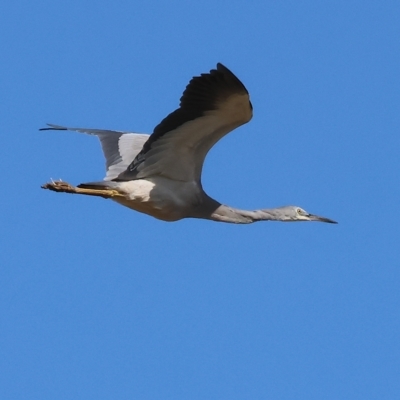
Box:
[41,124,149,180]
[41,63,337,225]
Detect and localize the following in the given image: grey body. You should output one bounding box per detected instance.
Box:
[41,64,337,225]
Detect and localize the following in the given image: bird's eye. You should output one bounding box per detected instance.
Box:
[297,208,302,214]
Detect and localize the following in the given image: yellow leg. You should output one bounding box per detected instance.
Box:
[41,180,124,199]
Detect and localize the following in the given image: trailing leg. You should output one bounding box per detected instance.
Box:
[41,180,124,199]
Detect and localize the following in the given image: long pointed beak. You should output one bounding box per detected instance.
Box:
[308,214,338,224]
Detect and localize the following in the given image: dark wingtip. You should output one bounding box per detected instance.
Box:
[216,62,228,71]
[39,123,67,131]
[216,63,238,79]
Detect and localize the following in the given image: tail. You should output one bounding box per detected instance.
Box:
[40,124,150,180]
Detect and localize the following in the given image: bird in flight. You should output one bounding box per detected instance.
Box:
[41,63,337,224]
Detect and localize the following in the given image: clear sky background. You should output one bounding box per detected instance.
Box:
[1,1,399,399]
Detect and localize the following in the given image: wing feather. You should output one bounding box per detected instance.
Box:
[40,124,150,180]
[116,63,252,182]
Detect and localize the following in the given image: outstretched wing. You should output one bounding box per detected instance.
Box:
[40,124,150,180]
[116,63,253,183]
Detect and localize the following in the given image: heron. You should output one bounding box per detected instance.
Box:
[41,63,337,224]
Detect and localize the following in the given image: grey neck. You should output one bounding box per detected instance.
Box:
[209,204,280,224]
[189,192,282,224]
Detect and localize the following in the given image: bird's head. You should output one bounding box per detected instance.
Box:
[274,206,337,223]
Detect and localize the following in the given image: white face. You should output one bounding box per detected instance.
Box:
[278,206,337,223]
[292,207,338,223]
[277,206,310,221]
[292,206,311,221]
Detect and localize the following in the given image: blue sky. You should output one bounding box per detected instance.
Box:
[1,1,399,399]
